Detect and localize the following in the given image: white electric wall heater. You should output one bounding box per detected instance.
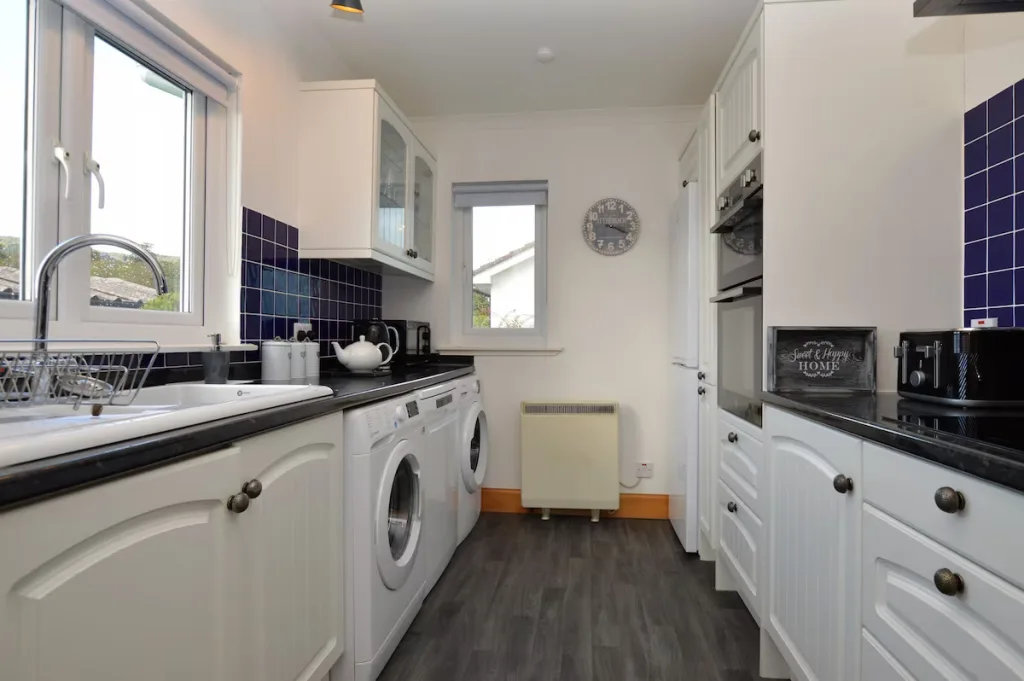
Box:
[520,402,620,522]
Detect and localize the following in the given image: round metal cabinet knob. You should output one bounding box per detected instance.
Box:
[748,129,761,143]
[934,487,965,514]
[227,493,250,514]
[728,432,739,443]
[727,502,738,513]
[243,479,263,500]
[934,568,965,596]
[833,474,854,494]
[698,372,706,380]
[910,370,928,388]
[698,387,706,396]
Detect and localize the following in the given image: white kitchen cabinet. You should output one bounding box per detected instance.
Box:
[697,96,718,387]
[0,413,344,681]
[239,415,344,681]
[669,364,700,551]
[717,480,761,619]
[298,80,436,280]
[715,13,763,190]
[764,405,861,681]
[670,143,700,367]
[861,503,1024,680]
[697,381,719,555]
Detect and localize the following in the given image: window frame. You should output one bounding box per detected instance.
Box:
[0,0,241,347]
[452,186,549,349]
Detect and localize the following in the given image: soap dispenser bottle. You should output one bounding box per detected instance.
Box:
[203,333,230,384]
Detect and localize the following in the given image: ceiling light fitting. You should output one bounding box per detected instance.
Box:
[536,47,555,64]
[331,0,363,14]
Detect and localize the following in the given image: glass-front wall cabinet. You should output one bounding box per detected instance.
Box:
[377,113,408,257]
[413,153,435,272]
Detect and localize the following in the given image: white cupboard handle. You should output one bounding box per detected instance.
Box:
[52,142,71,199]
[85,154,105,209]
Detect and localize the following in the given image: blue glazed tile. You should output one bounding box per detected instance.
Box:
[1018,231,1024,267]
[989,269,1013,306]
[990,86,1014,131]
[299,259,311,275]
[261,290,275,315]
[262,216,277,241]
[308,259,320,278]
[1018,194,1024,232]
[287,225,299,250]
[243,314,260,341]
[287,256,298,273]
[165,352,189,368]
[1017,78,1024,119]
[1017,157,1024,193]
[287,295,299,318]
[965,207,986,242]
[966,102,987,143]
[990,197,1014,236]
[274,269,288,293]
[310,278,321,298]
[261,317,275,340]
[989,160,1014,201]
[272,245,288,269]
[275,220,287,246]
[244,287,260,314]
[243,208,260,236]
[275,293,288,316]
[244,261,260,288]
[965,274,987,308]
[274,317,287,339]
[990,233,1013,271]
[989,123,1014,166]
[287,272,298,295]
[333,261,344,282]
[1018,267,1024,305]
[1016,305,1024,327]
[243,235,261,261]
[990,306,1014,328]
[966,173,987,209]
[1017,118,1024,156]
[298,275,310,297]
[299,297,310,318]
[310,299,320,318]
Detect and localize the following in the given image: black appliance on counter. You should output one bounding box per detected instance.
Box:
[353,319,400,351]
[895,329,1024,407]
[379,320,432,366]
[712,153,763,291]
[914,0,1024,17]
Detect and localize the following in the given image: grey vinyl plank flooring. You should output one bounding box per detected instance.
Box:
[377,513,764,681]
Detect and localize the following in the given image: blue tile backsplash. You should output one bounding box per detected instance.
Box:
[240,208,383,362]
[963,80,1024,328]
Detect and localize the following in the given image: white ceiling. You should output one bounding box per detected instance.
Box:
[264,0,759,117]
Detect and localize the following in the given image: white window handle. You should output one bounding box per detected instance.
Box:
[52,142,70,199]
[85,154,105,209]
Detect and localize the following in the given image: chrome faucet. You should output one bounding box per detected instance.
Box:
[34,235,169,350]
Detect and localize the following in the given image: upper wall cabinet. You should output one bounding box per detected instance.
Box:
[298,80,436,281]
[715,14,764,190]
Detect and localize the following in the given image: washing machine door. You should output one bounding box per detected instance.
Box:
[460,403,488,493]
[376,440,423,590]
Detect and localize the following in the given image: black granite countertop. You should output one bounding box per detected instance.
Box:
[762,391,1024,494]
[0,363,474,511]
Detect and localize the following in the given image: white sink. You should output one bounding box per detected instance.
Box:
[0,382,334,469]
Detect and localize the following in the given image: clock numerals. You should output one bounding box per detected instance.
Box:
[597,239,605,249]
[618,239,626,249]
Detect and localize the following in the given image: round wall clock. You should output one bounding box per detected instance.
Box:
[583,197,641,256]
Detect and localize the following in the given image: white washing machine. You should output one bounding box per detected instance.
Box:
[417,380,460,596]
[456,375,488,546]
[333,393,428,681]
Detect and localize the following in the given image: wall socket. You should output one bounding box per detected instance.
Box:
[293,322,313,339]
[636,462,653,479]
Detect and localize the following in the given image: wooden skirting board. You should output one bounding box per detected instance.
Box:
[480,488,669,520]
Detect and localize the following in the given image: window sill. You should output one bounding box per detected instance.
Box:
[437,346,563,357]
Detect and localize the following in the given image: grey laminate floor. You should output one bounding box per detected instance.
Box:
[378,513,762,681]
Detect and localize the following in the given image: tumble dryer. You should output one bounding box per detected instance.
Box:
[455,375,488,545]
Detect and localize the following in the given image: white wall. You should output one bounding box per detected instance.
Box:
[965,13,1024,110]
[385,107,698,494]
[762,0,964,392]
[148,0,351,225]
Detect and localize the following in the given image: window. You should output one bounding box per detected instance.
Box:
[0,0,239,344]
[453,181,548,345]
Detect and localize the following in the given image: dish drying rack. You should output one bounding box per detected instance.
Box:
[0,340,160,409]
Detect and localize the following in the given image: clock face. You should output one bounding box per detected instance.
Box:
[583,198,640,256]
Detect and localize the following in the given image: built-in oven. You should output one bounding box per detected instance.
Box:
[714,279,763,428]
[712,153,763,291]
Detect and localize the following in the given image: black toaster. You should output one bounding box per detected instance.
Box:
[895,329,1024,406]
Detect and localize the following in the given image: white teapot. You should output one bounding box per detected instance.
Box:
[332,335,393,374]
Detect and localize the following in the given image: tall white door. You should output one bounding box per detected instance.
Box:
[669,365,700,551]
[765,406,861,681]
[697,97,719,387]
[240,415,344,681]
[672,140,700,367]
[0,446,244,681]
[697,381,718,553]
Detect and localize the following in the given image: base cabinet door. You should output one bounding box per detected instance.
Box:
[861,504,1024,680]
[0,447,244,681]
[698,382,719,551]
[764,406,861,681]
[240,415,344,681]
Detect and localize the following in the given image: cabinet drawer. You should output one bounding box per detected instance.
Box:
[717,480,760,617]
[863,441,1024,589]
[862,504,1024,679]
[718,410,763,515]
